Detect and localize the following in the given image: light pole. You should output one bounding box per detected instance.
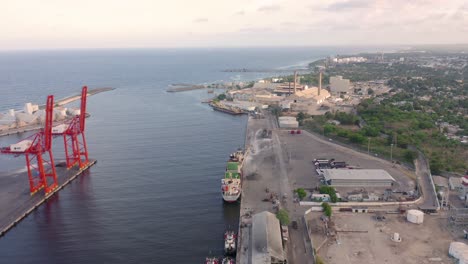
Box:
[367,137,371,155]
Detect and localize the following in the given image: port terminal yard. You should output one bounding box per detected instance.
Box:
[235,108,440,264]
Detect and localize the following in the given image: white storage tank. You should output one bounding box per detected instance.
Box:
[10,140,33,152]
[449,242,468,260]
[406,209,424,224]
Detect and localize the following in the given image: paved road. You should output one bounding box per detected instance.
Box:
[414,150,439,211]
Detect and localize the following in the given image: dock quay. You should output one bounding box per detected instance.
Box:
[0,160,97,237]
[236,111,313,264]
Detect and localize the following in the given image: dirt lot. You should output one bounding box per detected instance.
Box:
[308,212,457,264]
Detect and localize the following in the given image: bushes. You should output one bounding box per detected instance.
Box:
[323,124,336,135]
[362,126,380,137]
[333,111,359,125]
[349,133,366,144]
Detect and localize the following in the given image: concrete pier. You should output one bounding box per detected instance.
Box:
[0,160,97,237]
[236,112,308,264]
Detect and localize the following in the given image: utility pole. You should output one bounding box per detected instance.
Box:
[390,143,394,163]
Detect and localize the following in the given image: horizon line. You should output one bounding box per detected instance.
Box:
[1,43,468,53]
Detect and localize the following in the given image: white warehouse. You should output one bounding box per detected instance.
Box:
[323,169,396,187]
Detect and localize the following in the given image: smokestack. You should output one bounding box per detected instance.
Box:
[293,71,297,94]
[318,71,322,96]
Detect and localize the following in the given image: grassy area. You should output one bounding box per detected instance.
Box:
[299,102,467,174]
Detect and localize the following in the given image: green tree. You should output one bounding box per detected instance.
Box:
[217,93,226,101]
[270,106,282,118]
[319,186,338,203]
[430,158,443,175]
[295,188,307,200]
[296,112,307,126]
[276,209,290,225]
[322,202,332,217]
[403,150,417,163]
[368,88,374,95]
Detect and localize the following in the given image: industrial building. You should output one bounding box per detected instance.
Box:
[322,169,396,187]
[251,211,286,264]
[330,75,351,95]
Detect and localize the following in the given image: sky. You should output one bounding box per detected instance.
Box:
[1,0,467,50]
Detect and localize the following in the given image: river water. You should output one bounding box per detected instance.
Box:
[0,47,376,263]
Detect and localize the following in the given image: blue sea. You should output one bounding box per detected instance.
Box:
[0,47,381,263]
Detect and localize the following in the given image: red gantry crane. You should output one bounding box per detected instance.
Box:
[52,86,89,169]
[0,95,58,195]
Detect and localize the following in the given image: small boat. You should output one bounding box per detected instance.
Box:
[222,257,235,264]
[224,230,237,255]
[205,257,219,264]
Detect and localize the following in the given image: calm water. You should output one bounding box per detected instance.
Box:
[0,47,376,263]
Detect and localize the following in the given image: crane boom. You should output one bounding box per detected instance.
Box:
[44,95,54,151]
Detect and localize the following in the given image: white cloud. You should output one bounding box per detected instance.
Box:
[0,0,466,50]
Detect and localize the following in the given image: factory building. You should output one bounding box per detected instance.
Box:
[323,169,396,187]
[330,75,351,95]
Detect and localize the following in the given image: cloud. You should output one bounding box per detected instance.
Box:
[238,27,275,33]
[257,5,281,12]
[325,0,371,11]
[193,18,208,23]
[234,10,245,16]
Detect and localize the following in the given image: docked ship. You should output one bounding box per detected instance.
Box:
[222,257,234,264]
[209,102,245,115]
[205,257,219,264]
[224,230,237,255]
[221,150,244,202]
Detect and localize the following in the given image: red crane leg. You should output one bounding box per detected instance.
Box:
[42,150,58,194]
[25,153,45,195]
[78,132,89,168]
[64,133,78,169]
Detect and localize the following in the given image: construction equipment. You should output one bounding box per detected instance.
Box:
[52,86,89,169]
[1,95,58,195]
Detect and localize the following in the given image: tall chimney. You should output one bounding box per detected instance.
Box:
[293,71,297,94]
[318,71,322,96]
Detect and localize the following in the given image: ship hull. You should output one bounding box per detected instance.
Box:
[210,104,245,115]
[222,192,241,203]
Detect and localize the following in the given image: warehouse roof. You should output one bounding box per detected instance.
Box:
[323,169,396,182]
[252,211,285,264]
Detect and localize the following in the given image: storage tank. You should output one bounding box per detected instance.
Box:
[459,252,468,264]
[449,242,468,260]
[406,209,424,224]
